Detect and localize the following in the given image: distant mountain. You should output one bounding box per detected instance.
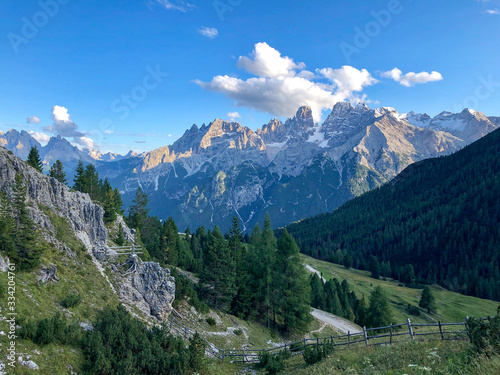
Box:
[96,103,498,231]
[0,130,128,179]
[281,128,500,301]
[2,104,497,231]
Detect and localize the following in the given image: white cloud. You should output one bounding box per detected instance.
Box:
[27,116,40,124]
[237,42,306,78]
[154,0,195,12]
[28,131,50,144]
[227,111,241,119]
[198,27,218,39]
[486,8,500,14]
[73,136,95,150]
[197,43,379,121]
[44,105,97,150]
[318,66,378,96]
[381,68,443,87]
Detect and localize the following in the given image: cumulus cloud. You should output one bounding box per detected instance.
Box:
[44,105,96,150]
[237,42,306,78]
[486,8,500,14]
[227,111,241,119]
[381,68,443,87]
[197,43,379,120]
[318,66,378,97]
[198,27,218,39]
[27,116,41,124]
[28,131,50,144]
[154,0,195,12]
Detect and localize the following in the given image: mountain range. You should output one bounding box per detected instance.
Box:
[1,103,498,230]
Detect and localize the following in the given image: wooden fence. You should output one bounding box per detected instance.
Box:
[166,315,486,364]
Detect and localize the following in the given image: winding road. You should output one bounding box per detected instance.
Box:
[304,263,362,334]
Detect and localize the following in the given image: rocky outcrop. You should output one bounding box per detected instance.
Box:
[0,146,107,252]
[117,255,175,321]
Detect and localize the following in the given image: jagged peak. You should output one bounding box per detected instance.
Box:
[294,105,313,121]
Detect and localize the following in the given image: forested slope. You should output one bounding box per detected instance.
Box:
[283,128,500,301]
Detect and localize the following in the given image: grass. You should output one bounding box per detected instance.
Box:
[276,339,500,374]
[301,253,499,325]
[0,208,120,374]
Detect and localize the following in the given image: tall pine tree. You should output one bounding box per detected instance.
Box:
[49,160,67,185]
[27,146,43,172]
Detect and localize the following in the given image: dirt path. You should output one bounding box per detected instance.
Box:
[304,263,362,334]
[310,308,362,334]
[304,264,326,282]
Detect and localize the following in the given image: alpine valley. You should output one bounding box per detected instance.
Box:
[2,103,498,231]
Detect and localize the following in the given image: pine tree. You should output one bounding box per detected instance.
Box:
[49,160,67,185]
[11,173,43,270]
[27,146,43,172]
[84,164,100,200]
[274,229,312,332]
[162,217,179,266]
[127,187,149,231]
[367,286,393,328]
[202,226,236,310]
[370,256,381,280]
[419,286,436,314]
[309,273,324,309]
[73,159,86,192]
[0,192,16,258]
[113,188,124,215]
[115,223,126,246]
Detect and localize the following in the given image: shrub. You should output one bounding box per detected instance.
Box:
[234,329,243,336]
[258,350,289,374]
[61,293,82,308]
[466,313,500,353]
[407,303,421,316]
[303,343,334,365]
[205,317,216,326]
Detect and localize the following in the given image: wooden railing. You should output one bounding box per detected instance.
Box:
[166,315,486,364]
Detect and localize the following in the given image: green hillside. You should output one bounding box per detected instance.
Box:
[283,128,500,301]
[301,254,499,324]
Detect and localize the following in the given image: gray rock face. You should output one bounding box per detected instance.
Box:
[118,255,175,321]
[0,146,107,252]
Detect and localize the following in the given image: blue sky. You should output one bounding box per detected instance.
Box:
[1,0,499,154]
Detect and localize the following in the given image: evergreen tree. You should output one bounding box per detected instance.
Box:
[310,273,324,309]
[127,187,149,231]
[49,160,67,185]
[0,192,16,258]
[162,217,179,266]
[73,159,86,192]
[27,146,43,172]
[355,296,368,327]
[369,256,381,280]
[419,286,437,314]
[274,229,312,332]
[115,223,125,246]
[367,286,393,328]
[84,164,100,200]
[202,226,236,309]
[11,173,43,270]
[113,188,124,215]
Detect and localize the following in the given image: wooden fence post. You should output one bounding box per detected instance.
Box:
[347,331,350,348]
[363,326,369,346]
[331,335,334,344]
[438,321,444,340]
[390,324,393,345]
[242,349,245,363]
[407,318,414,340]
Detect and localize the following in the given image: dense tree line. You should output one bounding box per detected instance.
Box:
[282,128,500,301]
[126,193,312,333]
